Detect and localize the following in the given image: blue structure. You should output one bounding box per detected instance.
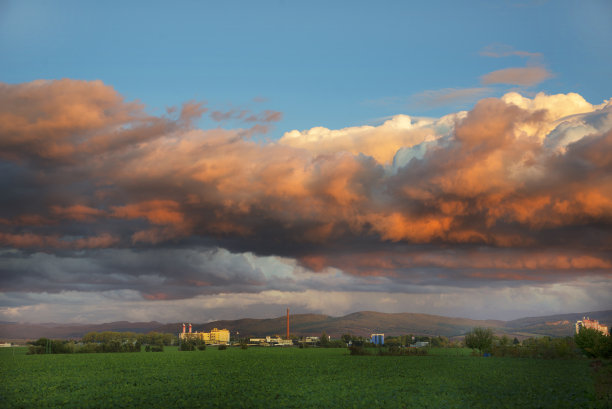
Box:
[371,333,384,345]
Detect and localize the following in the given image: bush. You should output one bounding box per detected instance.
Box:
[349,345,370,356]
[28,338,143,354]
[197,344,207,351]
[78,343,102,354]
[575,328,612,358]
[328,340,346,348]
[27,338,75,354]
[27,345,45,355]
[491,336,580,359]
[179,341,196,351]
[151,345,164,352]
[218,345,227,350]
[376,346,428,356]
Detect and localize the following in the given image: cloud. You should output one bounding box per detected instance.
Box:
[0,79,203,164]
[481,66,553,86]
[0,232,118,249]
[2,277,610,323]
[210,108,282,124]
[478,44,553,87]
[279,113,463,164]
[51,205,106,221]
[479,44,542,59]
[1,79,611,321]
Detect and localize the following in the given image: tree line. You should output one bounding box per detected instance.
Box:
[26,331,177,354]
[464,326,611,359]
[82,331,176,346]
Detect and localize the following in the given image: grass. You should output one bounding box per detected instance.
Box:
[0,346,600,408]
[591,359,612,407]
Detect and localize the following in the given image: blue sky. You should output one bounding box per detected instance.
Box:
[0,1,611,323]
[2,0,610,134]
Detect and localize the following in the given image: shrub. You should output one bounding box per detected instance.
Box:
[197,344,207,351]
[27,338,75,354]
[349,345,370,356]
[218,345,227,350]
[27,346,45,355]
[78,343,102,353]
[179,342,194,351]
[491,336,580,359]
[575,328,612,359]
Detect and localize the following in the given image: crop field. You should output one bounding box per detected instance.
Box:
[0,346,600,408]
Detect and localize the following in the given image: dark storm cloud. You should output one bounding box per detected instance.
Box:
[0,80,611,301]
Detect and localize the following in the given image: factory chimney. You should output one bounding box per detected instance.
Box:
[182,323,185,334]
[287,308,290,340]
[189,323,192,333]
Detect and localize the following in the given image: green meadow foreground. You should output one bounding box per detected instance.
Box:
[0,347,601,408]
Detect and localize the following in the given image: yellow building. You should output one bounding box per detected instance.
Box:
[209,328,230,344]
[179,326,230,345]
[179,331,210,342]
[576,317,609,335]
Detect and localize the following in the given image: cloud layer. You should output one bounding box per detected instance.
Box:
[1,79,611,322]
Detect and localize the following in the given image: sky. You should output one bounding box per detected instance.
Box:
[0,0,611,324]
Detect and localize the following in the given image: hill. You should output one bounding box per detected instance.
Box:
[1,310,610,340]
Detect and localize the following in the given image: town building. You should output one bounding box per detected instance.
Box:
[576,317,609,335]
[179,324,230,344]
[371,333,384,345]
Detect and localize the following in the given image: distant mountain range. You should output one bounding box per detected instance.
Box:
[1,310,610,340]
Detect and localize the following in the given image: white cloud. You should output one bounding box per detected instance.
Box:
[2,277,610,323]
[279,113,463,164]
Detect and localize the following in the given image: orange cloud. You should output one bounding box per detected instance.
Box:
[112,200,184,225]
[0,79,203,163]
[0,232,118,249]
[72,233,119,249]
[143,292,170,300]
[481,66,553,86]
[52,205,106,221]
[1,79,611,283]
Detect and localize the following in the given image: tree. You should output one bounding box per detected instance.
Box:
[575,327,611,358]
[498,335,510,347]
[464,327,493,355]
[341,334,353,344]
[319,331,330,347]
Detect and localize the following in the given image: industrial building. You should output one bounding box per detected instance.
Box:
[371,333,384,345]
[576,317,609,335]
[179,323,230,345]
[247,336,292,346]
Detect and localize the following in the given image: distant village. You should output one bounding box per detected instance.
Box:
[178,323,432,348]
[178,310,440,348]
[177,312,609,348]
[1,312,609,349]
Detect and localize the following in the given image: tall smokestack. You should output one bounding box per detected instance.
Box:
[189,323,192,333]
[182,323,185,334]
[287,308,290,340]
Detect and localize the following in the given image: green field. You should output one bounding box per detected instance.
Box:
[0,347,599,408]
